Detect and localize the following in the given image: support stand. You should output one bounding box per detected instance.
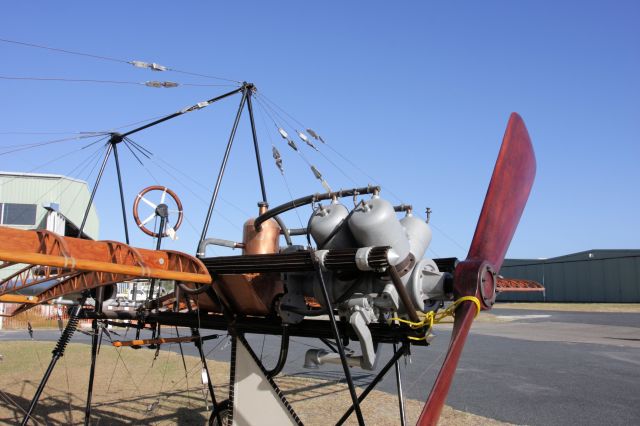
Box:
[21,294,88,426]
[226,334,301,426]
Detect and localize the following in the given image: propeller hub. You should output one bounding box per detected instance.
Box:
[453,259,497,310]
[479,264,497,307]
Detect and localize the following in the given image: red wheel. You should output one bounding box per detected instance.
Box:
[133,185,184,238]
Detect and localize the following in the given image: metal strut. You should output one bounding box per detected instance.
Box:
[22,294,88,426]
[84,287,104,425]
[336,341,409,425]
[184,300,222,425]
[394,342,408,426]
[198,85,248,249]
[246,85,268,204]
[314,265,365,426]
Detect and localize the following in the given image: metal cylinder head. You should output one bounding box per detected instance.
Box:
[348,195,410,265]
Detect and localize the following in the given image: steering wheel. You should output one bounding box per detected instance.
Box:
[133,185,184,238]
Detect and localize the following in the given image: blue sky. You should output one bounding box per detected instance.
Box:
[1,1,638,260]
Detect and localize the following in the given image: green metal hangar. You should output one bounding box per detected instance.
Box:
[0,171,99,239]
[498,250,640,303]
[0,171,100,322]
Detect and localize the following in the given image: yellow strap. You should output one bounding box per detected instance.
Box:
[390,296,482,341]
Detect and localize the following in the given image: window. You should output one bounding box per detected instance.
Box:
[0,203,37,225]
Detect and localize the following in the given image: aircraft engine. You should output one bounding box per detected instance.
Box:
[280,194,452,370]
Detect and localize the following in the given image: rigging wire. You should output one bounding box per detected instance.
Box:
[0,113,165,137]
[151,154,252,218]
[0,37,242,84]
[0,136,109,192]
[258,92,405,202]
[0,75,236,88]
[254,95,336,193]
[257,92,471,251]
[0,133,106,156]
[255,92,359,188]
[255,97,306,229]
[65,143,112,216]
[124,138,242,234]
[253,96,312,168]
[0,141,107,226]
[0,131,102,136]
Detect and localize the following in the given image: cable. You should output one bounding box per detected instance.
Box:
[0,141,107,226]
[257,91,471,252]
[129,141,242,232]
[0,37,128,64]
[0,114,165,137]
[255,97,306,229]
[0,136,109,191]
[255,93,359,187]
[258,92,405,202]
[0,75,235,87]
[0,133,105,157]
[0,37,241,84]
[152,155,251,217]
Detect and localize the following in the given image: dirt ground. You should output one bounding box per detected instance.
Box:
[0,341,508,425]
[494,302,640,313]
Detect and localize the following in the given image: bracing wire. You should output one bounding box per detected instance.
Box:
[254,95,338,194]
[65,143,112,215]
[253,96,313,168]
[0,113,165,137]
[0,37,129,64]
[0,135,109,191]
[0,37,242,84]
[0,133,106,156]
[0,141,107,226]
[123,137,242,233]
[151,155,252,217]
[258,92,405,202]
[254,96,306,229]
[0,75,236,88]
[255,93,359,188]
[256,92,473,252]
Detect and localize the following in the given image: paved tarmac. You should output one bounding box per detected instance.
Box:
[1,307,639,425]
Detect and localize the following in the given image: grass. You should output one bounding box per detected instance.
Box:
[0,340,509,425]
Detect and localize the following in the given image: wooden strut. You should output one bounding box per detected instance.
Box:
[112,335,201,348]
[0,227,212,315]
[0,294,39,304]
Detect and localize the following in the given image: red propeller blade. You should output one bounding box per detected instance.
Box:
[467,112,536,271]
[417,113,536,425]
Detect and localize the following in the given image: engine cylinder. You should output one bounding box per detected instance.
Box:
[400,212,432,260]
[348,195,410,265]
[309,200,356,249]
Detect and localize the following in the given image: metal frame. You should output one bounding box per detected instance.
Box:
[10,81,465,425]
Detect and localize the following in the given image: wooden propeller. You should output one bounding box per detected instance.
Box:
[417,113,536,425]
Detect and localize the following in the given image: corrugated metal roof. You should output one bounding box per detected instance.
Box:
[0,171,88,185]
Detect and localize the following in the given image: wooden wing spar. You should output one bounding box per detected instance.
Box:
[0,226,211,312]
